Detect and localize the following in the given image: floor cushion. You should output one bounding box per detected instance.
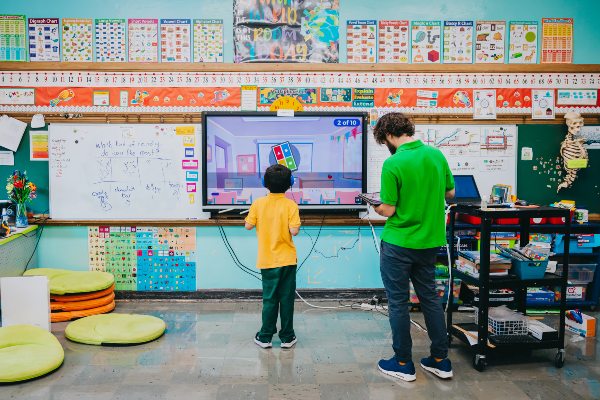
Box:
[65,313,166,345]
[24,268,114,295]
[50,292,115,312]
[50,283,115,302]
[51,300,116,323]
[0,325,64,383]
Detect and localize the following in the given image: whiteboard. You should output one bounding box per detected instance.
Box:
[49,124,206,220]
[367,125,517,199]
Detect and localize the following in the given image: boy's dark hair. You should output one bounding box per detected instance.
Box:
[264,164,292,193]
[372,112,415,144]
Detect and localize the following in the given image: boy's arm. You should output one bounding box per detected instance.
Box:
[244,203,257,230]
[289,204,301,236]
[245,222,255,230]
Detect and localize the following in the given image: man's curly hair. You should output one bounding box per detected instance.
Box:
[372,113,415,144]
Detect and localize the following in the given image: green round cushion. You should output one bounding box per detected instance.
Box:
[23,268,114,295]
[65,314,166,345]
[0,325,64,383]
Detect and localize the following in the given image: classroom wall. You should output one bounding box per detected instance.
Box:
[3,0,600,63]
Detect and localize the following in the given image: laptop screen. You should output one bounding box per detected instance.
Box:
[453,175,481,202]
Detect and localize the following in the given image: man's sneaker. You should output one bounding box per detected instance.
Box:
[377,357,416,382]
[280,336,297,349]
[254,333,272,349]
[420,356,453,379]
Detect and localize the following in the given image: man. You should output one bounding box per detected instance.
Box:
[372,113,455,382]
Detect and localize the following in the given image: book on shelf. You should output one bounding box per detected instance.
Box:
[456,259,509,278]
[458,250,512,268]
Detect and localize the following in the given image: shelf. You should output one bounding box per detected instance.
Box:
[452,269,564,289]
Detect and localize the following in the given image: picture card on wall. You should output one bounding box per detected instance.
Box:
[473,89,497,120]
[62,18,93,62]
[0,15,27,61]
[443,21,473,64]
[378,20,409,63]
[94,19,127,62]
[160,19,191,62]
[411,21,441,63]
[28,18,60,61]
[532,89,555,119]
[541,18,573,64]
[475,20,506,63]
[193,19,223,62]
[346,20,377,63]
[128,19,158,62]
[508,20,538,64]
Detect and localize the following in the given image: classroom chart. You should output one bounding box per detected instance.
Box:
[28,18,60,62]
[509,20,538,64]
[61,18,93,62]
[475,20,506,64]
[346,20,377,64]
[378,20,409,63]
[0,15,27,62]
[541,18,573,64]
[193,19,223,62]
[443,21,473,64]
[94,19,127,62]
[411,21,441,63]
[128,19,159,62]
[48,124,203,220]
[160,19,191,62]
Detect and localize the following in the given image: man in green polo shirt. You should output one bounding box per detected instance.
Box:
[372,112,455,382]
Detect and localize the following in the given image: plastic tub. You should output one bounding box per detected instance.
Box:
[555,264,597,284]
[512,259,549,280]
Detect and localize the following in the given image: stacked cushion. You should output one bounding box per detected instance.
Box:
[65,314,166,345]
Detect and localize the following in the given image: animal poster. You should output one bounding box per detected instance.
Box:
[128,19,158,62]
[508,20,538,64]
[411,21,441,63]
[0,15,27,61]
[346,20,377,63]
[160,19,191,62]
[62,18,93,62]
[443,21,473,64]
[94,19,126,62]
[28,18,60,61]
[193,19,223,62]
[473,89,497,119]
[531,89,555,119]
[541,18,573,64]
[378,20,409,63]
[475,20,506,64]
[233,0,339,63]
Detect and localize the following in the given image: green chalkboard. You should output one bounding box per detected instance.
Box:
[0,124,49,214]
[517,124,600,213]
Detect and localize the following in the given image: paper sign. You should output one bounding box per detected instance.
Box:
[532,89,555,119]
[521,147,533,161]
[443,21,474,64]
[378,20,409,63]
[28,18,60,61]
[473,89,497,119]
[566,159,588,169]
[411,21,441,63]
[182,159,199,169]
[541,18,573,64]
[475,20,506,63]
[176,126,195,135]
[0,115,27,151]
[160,19,191,62]
[0,15,27,61]
[241,85,258,111]
[128,19,159,62]
[347,20,377,63]
[193,19,223,62]
[556,89,598,106]
[61,18,93,62]
[509,21,538,64]
[93,91,110,106]
[0,150,14,166]
[94,19,126,62]
[30,130,49,161]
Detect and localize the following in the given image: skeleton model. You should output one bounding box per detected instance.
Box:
[557,112,589,192]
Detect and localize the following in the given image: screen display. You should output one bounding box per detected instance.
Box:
[453,175,481,200]
[203,113,366,208]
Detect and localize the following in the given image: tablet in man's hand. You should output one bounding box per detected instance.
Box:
[359,193,382,206]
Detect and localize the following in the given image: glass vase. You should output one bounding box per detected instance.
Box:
[15,202,28,228]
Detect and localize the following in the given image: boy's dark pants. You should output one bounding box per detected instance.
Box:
[258,265,296,342]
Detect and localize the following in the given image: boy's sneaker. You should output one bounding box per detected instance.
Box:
[377,357,416,382]
[254,333,272,349]
[420,356,453,379]
[280,336,297,349]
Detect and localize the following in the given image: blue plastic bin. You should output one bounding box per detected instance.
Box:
[512,259,548,279]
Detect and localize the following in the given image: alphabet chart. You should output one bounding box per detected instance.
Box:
[378,20,409,63]
[128,19,158,62]
[411,21,441,63]
[62,18,93,62]
[28,18,60,61]
[443,21,473,64]
[193,19,223,62]
[475,20,506,64]
[508,21,538,64]
[94,19,127,62]
[160,19,191,62]
[541,18,573,64]
[346,20,377,63]
[0,15,27,62]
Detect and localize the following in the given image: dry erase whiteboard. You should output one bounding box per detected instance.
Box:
[49,124,205,220]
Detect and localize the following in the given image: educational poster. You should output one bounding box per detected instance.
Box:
[193,19,223,62]
[160,19,191,62]
[508,21,538,64]
[378,20,409,63]
[578,126,600,150]
[233,0,339,63]
[128,19,158,62]
[88,226,197,291]
[541,18,573,64]
[0,15,27,61]
[30,129,49,161]
[94,19,126,62]
[346,20,377,63]
[473,89,497,119]
[557,89,598,106]
[0,88,35,105]
[259,87,317,105]
[62,18,93,62]
[443,21,473,64]
[28,18,60,62]
[411,21,441,63]
[475,20,506,63]
[531,89,555,119]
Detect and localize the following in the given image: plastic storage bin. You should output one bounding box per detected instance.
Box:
[553,234,600,254]
[555,264,597,284]
[511,259,549,279]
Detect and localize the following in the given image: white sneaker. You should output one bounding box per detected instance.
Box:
[254,334,272,349]
[280,337,297,349]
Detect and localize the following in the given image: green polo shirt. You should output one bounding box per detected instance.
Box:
[380,140,454,249]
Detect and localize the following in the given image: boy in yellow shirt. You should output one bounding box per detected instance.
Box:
[245,164,301,349]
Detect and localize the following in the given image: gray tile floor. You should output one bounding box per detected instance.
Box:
[3,300,599,399]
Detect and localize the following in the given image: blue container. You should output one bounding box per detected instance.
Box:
[512,259,548,279]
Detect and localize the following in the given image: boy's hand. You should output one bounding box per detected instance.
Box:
[289,226,300,236]
[245,222,255,230]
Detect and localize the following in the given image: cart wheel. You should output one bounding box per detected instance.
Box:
[554,351,565,368]
[473,354,486,372]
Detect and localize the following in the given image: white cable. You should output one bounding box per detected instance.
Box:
[295,290,358,309]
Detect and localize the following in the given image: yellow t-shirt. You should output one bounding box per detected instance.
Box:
[245,193,301,269]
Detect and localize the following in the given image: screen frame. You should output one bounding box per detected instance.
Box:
[202,111,368,211]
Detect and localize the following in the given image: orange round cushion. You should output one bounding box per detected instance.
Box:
[51,283,115,302]
[51,301,116,323]
[51,292,115,312]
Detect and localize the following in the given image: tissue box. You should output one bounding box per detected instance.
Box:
[565,312,596,337]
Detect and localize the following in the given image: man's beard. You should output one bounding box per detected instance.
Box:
[386,142,397,155]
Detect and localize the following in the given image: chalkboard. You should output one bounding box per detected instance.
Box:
[517,124,600,213]
[49,124,205,220]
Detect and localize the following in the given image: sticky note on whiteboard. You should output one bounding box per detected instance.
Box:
[176,126,195,135]
[566,158,588,169]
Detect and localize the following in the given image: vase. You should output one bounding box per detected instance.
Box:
[15,202,28,228]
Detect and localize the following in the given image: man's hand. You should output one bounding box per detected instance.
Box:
[445,188,455,201]
[374,203,396,217]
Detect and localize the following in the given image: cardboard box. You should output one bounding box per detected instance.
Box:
[565,311,596,337]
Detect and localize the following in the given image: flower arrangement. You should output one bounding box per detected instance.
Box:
[6,170,37,204]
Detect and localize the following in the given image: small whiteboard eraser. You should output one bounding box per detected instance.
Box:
[277,109,294,117]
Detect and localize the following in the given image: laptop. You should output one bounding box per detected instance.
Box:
[452,175,482,207]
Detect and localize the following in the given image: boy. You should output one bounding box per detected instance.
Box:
[245,164,301,349]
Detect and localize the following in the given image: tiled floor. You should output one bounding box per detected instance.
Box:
[2,300,599,399]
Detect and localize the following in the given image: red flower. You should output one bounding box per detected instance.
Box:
[14,180,24,189]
